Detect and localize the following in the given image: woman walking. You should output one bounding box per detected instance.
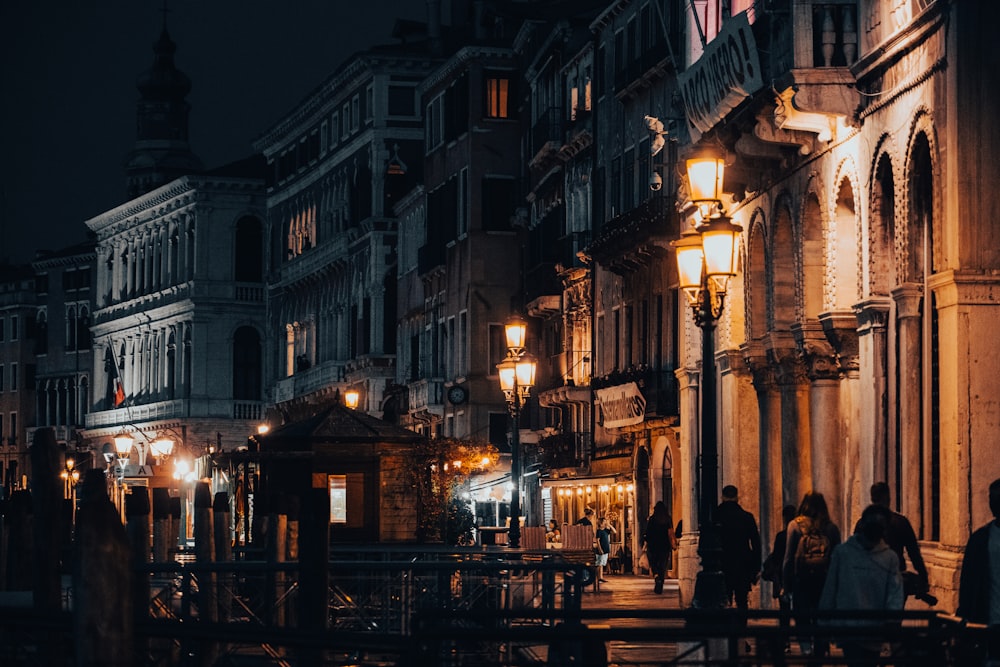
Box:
[641,501,676,594]
[781,492,841,657]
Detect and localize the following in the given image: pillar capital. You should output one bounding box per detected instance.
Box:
[891,282,923,319]
[820,310,860,375]
[854,297,892,336]
[793,320,840,381]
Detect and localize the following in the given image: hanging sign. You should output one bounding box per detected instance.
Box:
[596,382,646,428]
[677,11,764,141]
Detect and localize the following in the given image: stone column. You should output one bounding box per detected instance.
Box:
[673,365,700,606]
[892,284,923,531]
[794,321,843,530]
[821,311,862,525]
[855,299,893,492]
[745,343,781,565]
[766,333,811,504]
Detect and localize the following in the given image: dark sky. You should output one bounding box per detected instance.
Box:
[0,0,427,265]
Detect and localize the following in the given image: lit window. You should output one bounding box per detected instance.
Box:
[329,475,347,523]
[485,77,510,119]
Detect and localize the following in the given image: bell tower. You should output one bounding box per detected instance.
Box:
[123,14,202,198]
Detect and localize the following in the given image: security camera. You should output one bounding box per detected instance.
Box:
[649,172,662,191]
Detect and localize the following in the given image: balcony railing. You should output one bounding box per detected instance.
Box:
[530,107,563,161]
[408,378,444,414]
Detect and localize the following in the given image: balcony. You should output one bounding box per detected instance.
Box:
[586,198,673,275]
[760,1,861,142]
[539,431,590,469]
[274,235,349,289]
[273,360,346,404]
[592,365,678,418]
[529,107,564,166]
[407,379,444,421]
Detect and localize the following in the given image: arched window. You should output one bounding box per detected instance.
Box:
[234,216,264,282]
[233,327,262,400]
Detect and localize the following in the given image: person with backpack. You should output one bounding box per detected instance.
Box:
[781,491,842,657]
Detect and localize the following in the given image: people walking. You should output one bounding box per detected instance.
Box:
[867,481,934,605]
[760,504,797,658]
[595,516,616,583]
[782,491,841,657]
[958,477,1000,661]
[820,504,904,667]
[715,485,762,610]
[641,501,675,594]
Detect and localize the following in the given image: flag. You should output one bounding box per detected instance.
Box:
[108,343,126,407]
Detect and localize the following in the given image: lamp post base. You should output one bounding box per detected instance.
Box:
[691,569,728,609]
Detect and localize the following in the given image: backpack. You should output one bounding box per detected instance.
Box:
[794,517,832,579]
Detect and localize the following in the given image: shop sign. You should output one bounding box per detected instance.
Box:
[677,11,763,140]
[595,382,646,428]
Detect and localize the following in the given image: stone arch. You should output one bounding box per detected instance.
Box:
[800,180,825,320]
[746,212,769,342]
[869,144,897,296]
[771,195,796,331]
[830,170,860,309]
[901,110,941,277]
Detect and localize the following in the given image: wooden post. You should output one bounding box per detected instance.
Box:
[297,486,329,665]
[29,427,62,613]
[5,490,31,590]
[169,496,181,556]
[126,487,151,662]
[213,492,232,623]
[266,506,288,628]
[193,482,218,666]
[152,487,171,563]
[29,428,64,666]
[74,469,132,667]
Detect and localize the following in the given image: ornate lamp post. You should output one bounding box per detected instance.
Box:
[496,316,537,549]
[671,148,742,609]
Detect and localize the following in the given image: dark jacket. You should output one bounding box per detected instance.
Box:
[716,500,762,587]
[958,521,997,624]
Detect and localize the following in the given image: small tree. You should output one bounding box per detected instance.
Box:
[405,437,499,544]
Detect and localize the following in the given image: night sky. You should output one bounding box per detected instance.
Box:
[0,0,426,265]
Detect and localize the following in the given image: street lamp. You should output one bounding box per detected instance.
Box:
[496,316,537,549]
[112,428,135,481]
[671,148,742,609]
[344,389,361,409]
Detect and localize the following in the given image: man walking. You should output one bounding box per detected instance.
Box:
[958,478,1000,661]
[716,485,762,609]
[869,482,933,604]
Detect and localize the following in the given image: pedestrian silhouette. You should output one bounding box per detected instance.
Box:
[863,482,935,605]
[782,491,841,657]
[958,478,1000,664]
[641,501,675,594]
[715,485,761,609]
[820,503,904,667]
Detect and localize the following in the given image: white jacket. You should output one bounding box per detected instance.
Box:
[819,535,904,618]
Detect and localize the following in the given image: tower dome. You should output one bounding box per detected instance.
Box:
[124,26,203,199]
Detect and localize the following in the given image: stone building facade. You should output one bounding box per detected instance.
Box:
[661,0,1000,609]
[28,241,97,468]
[254,39,438,421]
[0,265,36,496]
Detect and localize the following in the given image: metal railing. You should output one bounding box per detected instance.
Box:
[1,550,993,666]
